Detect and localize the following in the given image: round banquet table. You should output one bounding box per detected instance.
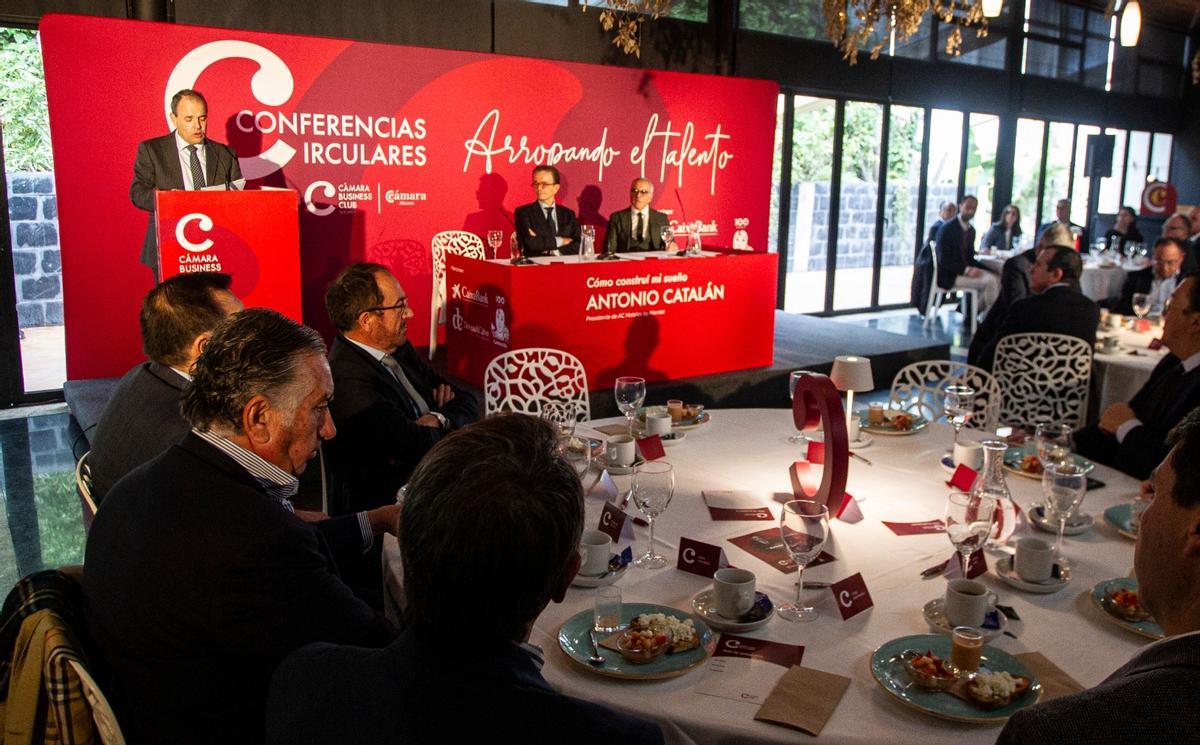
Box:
[382,410,1149,745]
[976,253,1143,304]
[1093,323,1168,413]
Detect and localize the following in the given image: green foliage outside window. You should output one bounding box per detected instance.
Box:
[0,28,53,172]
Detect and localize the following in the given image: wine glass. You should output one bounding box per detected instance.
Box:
[614,376,646,436]
[777,500,830,622]
[1131,292,1151,321]
[631,461,674,569]
[945,491,996,577]
[1034,423,1073,470]
[1043,462,1087,570]
[660,225,675,253]
[486,230,503,260]
[944,385,975,444]
[787,370,817,444]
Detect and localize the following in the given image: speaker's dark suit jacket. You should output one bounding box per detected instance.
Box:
[514,201,580,257]
[604,206,669,254]
[325,337,478,514]
[266,627,664,745]
[974,284,1099,372]
[967,248,1036,367]
[1076,353,1200,480]
[130,132,242,273]
[934,218,982,290]
[83,433,397,745]
[997,632,1200,745]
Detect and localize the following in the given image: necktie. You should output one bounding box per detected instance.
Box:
[636,210,645,243]
[187,144,206,189]
[545,206,556,234]
[380,354,431,417]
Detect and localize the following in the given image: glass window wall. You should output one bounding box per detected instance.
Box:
[832,101,883,311]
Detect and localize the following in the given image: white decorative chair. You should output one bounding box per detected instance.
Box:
[484,348,591,421]
[75,451,97,532]
[993,333,1093,429]
[888,360,1002,432]
[429,231,486,359]
[923,240,982,335]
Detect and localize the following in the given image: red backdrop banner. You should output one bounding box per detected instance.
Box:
[39,14,778,379]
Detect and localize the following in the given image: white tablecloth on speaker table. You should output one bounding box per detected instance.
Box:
[383,410,1149,745]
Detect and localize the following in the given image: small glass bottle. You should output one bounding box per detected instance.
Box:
[971,440,1016,546]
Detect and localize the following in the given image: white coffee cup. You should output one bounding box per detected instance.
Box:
[606,435,636,466]
[1107,313,1123,329]
[1014,537,1055,582]
[952,440,984,471]
[645,411,672,436]
[1102,336,1119,352]
[713,567,756,618]
[847,416,861,442]
[944,578,998,627]
[579,530,613,576]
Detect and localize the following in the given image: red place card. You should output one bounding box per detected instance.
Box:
[1149,337,1163,350]
[831,573,874,620]
[944,549,988,579]
[598,501,632,542]
[713,634,804,668]
[947,464,977,491]
[677,537,727,578]
[882,519,946,536]
[727,528,835,574]
[1133,318,1151,333]
[835,493,863,523]
[702,491,775,521]
[637,434,666,461]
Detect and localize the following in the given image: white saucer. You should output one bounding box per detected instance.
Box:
[994,556,1069,594]
[922,597,1007,641]
[691,589,772,632]
[571,562,627,588]
[661,431,686,447]
[594,453,645,476]
[1029,505,1093,536]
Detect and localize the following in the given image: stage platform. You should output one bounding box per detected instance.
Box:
[65,311,948,445]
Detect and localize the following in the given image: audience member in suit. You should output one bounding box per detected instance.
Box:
[980,203,1023,254]
[934,194,999,314]
[998,408,1200,744]
[83,309,398,745]
[604,177,670,255]
[926,201,957,245]
[1164,213,1198,275]
[130,89,242,277]
[1035,197,1086,249]
[967,224,1073,366]
[973,245,1099,372]
[324,263,478,514]
[1076,275,1200,480]
[266,414,664,745]
[1110,238,1184,316]
[1103,205,1144,255]
[1189,205,1200,243]
[513,164,580,257]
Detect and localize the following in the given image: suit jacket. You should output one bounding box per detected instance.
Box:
[325,337,479,514]
[604,207,669,254]
[266,627,664,745]
[82,433,397,745]
[130,132,242,272]
[934,218,980,290]
[975,284,1100,372]
[514,201,580,257]
[85,361,367,567]
[1103,226,1143,254]
[1109,267,1180,316]
[967,248,1036,366]
[997,632,1200,745]
[980,221,1022,253]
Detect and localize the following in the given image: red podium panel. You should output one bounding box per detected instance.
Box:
[445,253,777,390]
[156,190,302,321]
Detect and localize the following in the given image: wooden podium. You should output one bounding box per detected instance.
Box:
[155,189,302,320]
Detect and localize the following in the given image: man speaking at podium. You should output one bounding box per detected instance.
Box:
[130,88,242,278]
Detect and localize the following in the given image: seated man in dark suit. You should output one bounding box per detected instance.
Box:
[973,245,1099,372]
[998,409,1200,744]
[83,309,398,745]
[266,414,664,745]
[324,262,478,514]
[1076,275,1200,480]
[934,194,999,314]
[927,200,956,245]
[1035,197,1086,249]
[603,177,670,255]
[1110,237,1184,316]
[514,164,580,257]
[1164,213,1198,275]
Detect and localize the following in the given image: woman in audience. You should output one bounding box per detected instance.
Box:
[981,204,1023,253]
[1104,205,1144,255]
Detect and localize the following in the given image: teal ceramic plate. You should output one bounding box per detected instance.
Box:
[1002,447,1094,480]
[1089,578,1164,639]
[870,634,1041,724]
[860,411,929,436]
[1103,503,1139,540]
[558,602,714,680]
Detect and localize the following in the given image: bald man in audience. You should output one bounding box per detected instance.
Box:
[997,408,1200,743]
[1164,213,1197,274]
[1075,275,1200,480]
[1110,238,1184,316]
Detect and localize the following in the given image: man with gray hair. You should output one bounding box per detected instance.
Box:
[83,309,397,745]
[267,414,663,744]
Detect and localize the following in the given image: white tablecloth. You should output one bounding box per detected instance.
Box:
[383,411,1148,744]
[977,253,1143,303]
[1093,324,1167,412]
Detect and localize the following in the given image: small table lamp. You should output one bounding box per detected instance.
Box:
[830,355,874,443]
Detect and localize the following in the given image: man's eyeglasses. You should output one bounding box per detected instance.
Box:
[364,299,409,314]
[631,188,652,195]
[533,181,558,188]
